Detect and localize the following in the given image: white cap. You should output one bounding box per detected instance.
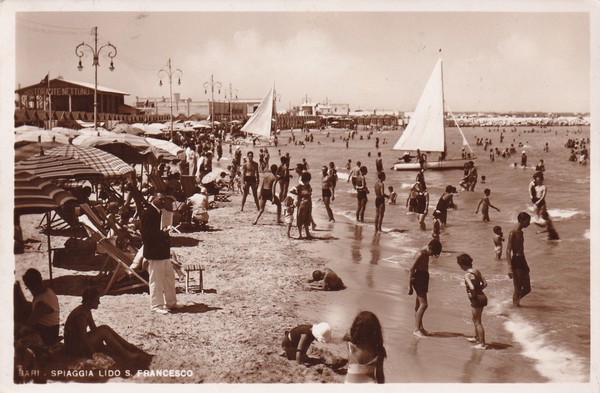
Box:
[311,322,332,343]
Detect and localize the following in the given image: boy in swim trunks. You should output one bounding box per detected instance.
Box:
[241,151,260,211]
[457,253,488,349]
[408,239,442,338]
[506,212,531,307]
[253,164,281,225]
[374,172,389,232]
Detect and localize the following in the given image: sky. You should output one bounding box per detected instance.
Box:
[5,2,594,113]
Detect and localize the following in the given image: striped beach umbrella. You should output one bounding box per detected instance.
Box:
[45,145,135,180]
[14,171,76,215]
[15,154,102,181]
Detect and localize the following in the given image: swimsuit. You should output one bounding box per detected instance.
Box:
[244,175,257,185]
[261,188,273,201]
[412,270,429,295]
[375,196,385,208]
[511,255,530,272]
[466,270,487,308]
[345,342,378,383]
[322,188,332,198]
[415,192,427,214]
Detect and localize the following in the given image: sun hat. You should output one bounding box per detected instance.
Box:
[311,322,332,343]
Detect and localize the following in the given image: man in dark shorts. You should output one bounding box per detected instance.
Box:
[241,151,260,211]
[408,239,442,338]
[253,164,281,225]
[506,212,531,307]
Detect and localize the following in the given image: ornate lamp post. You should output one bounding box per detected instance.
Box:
[158,58,182,140]
[75,26,117,132]
[224,83,238,134]
[203,74,222,132]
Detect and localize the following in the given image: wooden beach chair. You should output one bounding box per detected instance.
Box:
[148,173,168,193]
[79,203,109,237]
[96,237,148,295]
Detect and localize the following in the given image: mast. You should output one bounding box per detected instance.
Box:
[440,58,447,157]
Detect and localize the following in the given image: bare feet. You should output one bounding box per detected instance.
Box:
[473,343,487,350]
[466,337,478,343]
[412,330,427,338]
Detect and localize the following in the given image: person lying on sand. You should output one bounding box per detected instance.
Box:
[281,322,331,364]
[307,268,346,291]
[64,288,149,362]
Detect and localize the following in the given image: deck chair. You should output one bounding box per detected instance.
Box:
[148,173,168,193]
[161,208,182,234]
[96,237,148,295]
[180,175,197,198]
[79,203,109,237]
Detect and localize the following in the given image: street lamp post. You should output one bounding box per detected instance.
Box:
[158,58,182,141]
[75,26,117,132]
[224,83,238,135]
[203,74,221,133]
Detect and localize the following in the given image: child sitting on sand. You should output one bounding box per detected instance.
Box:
[281,322,331,364]
[493,226,504,260]
[307,268,346,291]
[456,254,488,349]
[408,239,442,338]
[344,311,387,383]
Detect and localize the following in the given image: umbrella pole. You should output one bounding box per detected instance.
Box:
[46,211,53,281]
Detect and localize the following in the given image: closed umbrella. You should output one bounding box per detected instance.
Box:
[45,145,134,180]
[15,154,102,181]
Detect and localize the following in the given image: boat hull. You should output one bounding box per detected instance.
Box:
[391,159,473,171]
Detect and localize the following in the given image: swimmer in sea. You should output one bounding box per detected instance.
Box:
[408,239,442,338]
[506,212,531,307]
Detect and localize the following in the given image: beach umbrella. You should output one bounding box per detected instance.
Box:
[14,129,71,145]
[15,171,78,280]
[14,171,77,215]
[45,145,135,180]
[72,132,151,150]
[15,154,103,181]
[14,141,65,162]
[112,123,145,136]
[145,137,184,156]
[51,127,82,138]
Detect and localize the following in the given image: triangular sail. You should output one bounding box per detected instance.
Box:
[393,58,445,153]
[241,87,274,137]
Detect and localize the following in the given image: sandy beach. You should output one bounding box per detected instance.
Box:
[10,125,592,387]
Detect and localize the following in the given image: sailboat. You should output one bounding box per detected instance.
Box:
[241,86,275,142]
[391,58,474,171]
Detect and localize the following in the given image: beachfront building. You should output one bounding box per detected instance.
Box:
[14,77,156,127]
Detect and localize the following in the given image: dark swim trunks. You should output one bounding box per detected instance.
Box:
[375,196,385,208]
[511,255,530,272]
[357,190,368,200]
[261,188,273,201]
[244,176,257,185]
[322,188,332,198]
[412,270,429,295]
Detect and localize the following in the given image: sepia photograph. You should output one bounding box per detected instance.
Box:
[1,0,597,390]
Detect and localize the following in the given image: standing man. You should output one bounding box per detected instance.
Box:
[506,212,531,307]
[139,193,182,314]
[375,152,384,174]
[196,151,214,182]
[241,151,260,211]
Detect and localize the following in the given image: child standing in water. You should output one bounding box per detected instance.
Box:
[493,226,504,260]
[456,253,488,349]
[475,188,500,222]
[408,239,442,338]
[388,186,397,205]
[432,210,442,240]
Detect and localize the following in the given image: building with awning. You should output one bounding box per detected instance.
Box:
[15,77,132,114]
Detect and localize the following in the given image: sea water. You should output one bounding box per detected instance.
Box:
[277,125,590,382]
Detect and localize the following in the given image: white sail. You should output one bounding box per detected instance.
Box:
[241,86,274,137]
[393,58,445,153]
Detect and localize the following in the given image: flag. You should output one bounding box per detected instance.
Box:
[40,73,49,86]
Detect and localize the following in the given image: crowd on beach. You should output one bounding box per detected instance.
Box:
[13,124,589,383]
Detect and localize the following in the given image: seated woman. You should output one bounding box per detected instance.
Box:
[21,268,60,347]
[344,311,387,383]
[64,288,147,361]
[307,268,346,291]
[281,322,331,364]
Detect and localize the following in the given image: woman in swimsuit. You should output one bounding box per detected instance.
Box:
[457,253,488,349]
[414,182,429,230]
[321,166,335,222]
[355,166,368,222]
[344,311,386,383]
